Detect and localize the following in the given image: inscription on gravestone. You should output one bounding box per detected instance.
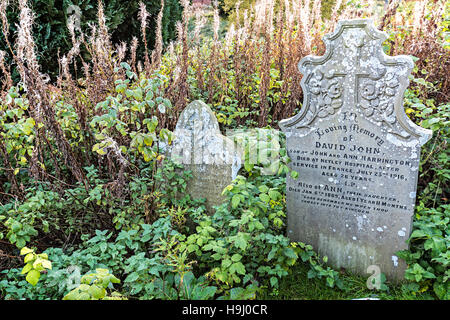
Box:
[171,100,241,213]
[280,19,432,281]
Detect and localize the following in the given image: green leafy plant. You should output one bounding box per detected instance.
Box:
[20,247,52,286]
[123,234,216,300]
[184,170,345,294]
[63,268,124,300]
[90,67,174,163]
[397,204,449,300]
[396,74,449,300]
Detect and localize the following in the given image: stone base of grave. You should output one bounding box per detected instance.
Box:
[182,163,236,214]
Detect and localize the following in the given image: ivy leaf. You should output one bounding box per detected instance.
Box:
[267,248,278,261]
[283,247,297,259]
[410,230,428,239]
[424,238,446,254]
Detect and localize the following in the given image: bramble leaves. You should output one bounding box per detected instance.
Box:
[63,269,123,300]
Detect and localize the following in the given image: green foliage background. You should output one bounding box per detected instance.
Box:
[0,0,182,79]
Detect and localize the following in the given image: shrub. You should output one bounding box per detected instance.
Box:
[0,0,182,79]
[63,268,123,300]
[397,204,449,300]
[397,77,449,300]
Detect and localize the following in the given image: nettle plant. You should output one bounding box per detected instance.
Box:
[184,174,296,290]
[184,174,345,293]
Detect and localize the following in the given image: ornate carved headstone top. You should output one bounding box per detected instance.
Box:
[280,19,432,281]
[281,19,431,146]
[171,100,241,213]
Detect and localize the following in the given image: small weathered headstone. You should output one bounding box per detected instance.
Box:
[280,19,432,281]
[171,100,241,213]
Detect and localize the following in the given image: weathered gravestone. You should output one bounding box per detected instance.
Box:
[279,19,432,281]
[171,100,242,213]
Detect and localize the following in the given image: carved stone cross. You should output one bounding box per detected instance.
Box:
[280,19,432,281]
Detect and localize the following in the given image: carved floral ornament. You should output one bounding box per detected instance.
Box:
[308,69,344,118]
[359,71,399,124]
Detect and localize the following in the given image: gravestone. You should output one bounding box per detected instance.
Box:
[279,19,432,281]
[171,100,241,213]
